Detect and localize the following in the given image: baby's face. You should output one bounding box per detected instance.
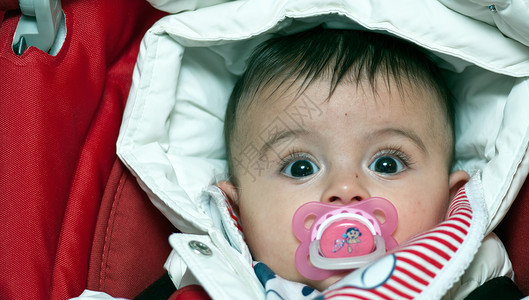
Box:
[223,76,467,290]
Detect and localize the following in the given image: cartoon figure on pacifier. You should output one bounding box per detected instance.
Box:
[337,227,362,254]
[292,197,398,280]
[332,227,362,254]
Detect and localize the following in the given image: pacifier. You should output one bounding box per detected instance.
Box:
[292,197,398,280]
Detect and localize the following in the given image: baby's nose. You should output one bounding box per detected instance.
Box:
[321,175,369,205]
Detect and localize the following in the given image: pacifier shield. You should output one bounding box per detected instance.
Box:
[320,219,375,258]
[292,197,398,280]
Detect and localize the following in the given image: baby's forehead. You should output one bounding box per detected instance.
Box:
[241,74,445,123]
[236,77,449,148]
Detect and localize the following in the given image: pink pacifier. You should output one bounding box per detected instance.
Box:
[292,197,398,280]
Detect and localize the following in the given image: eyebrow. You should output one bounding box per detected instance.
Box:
[259,128,308,157]
[372,128,427,153]
[257,127,426,158]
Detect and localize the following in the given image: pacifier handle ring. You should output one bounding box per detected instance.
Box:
[309,235,386,270]
[315,213,377,241]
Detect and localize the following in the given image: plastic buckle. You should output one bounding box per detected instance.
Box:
[12,0,63,55]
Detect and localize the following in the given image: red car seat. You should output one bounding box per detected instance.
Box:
[0,1,166,298]
[1,1,527,299]
[496,179,529,296]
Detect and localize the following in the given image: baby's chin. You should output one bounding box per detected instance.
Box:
[302,272,349,292]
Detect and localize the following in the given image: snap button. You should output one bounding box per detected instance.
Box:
[188,240,213,256]
[488,4,497,12]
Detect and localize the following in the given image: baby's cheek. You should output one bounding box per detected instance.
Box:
[239,217,266,258]
[241,213,281,255]
[395,200,447,243]
[244,212,303,280]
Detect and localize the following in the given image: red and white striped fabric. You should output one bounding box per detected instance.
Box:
[323,174,488,299]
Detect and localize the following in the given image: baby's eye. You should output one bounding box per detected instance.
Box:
[369,156,405,174]
[282,159,320,178]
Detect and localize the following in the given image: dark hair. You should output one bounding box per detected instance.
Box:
[224,26,454,179]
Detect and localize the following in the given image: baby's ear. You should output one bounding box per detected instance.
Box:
[448,170,470,200]
[217,180,240,214]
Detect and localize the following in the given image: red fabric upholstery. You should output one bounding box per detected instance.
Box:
[169,285,211,300]
[0,0,18,11]
[0,1,164,299]
[87,159,176,298]
[496,178,529,296]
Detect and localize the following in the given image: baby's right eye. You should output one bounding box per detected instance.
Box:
[281,159,320,178]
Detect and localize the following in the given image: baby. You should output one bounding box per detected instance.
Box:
[218,26,470,291]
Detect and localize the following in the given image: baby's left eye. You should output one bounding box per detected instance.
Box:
[369,156,405,174]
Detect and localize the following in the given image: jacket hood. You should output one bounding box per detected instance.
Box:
[117,0,529,236]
